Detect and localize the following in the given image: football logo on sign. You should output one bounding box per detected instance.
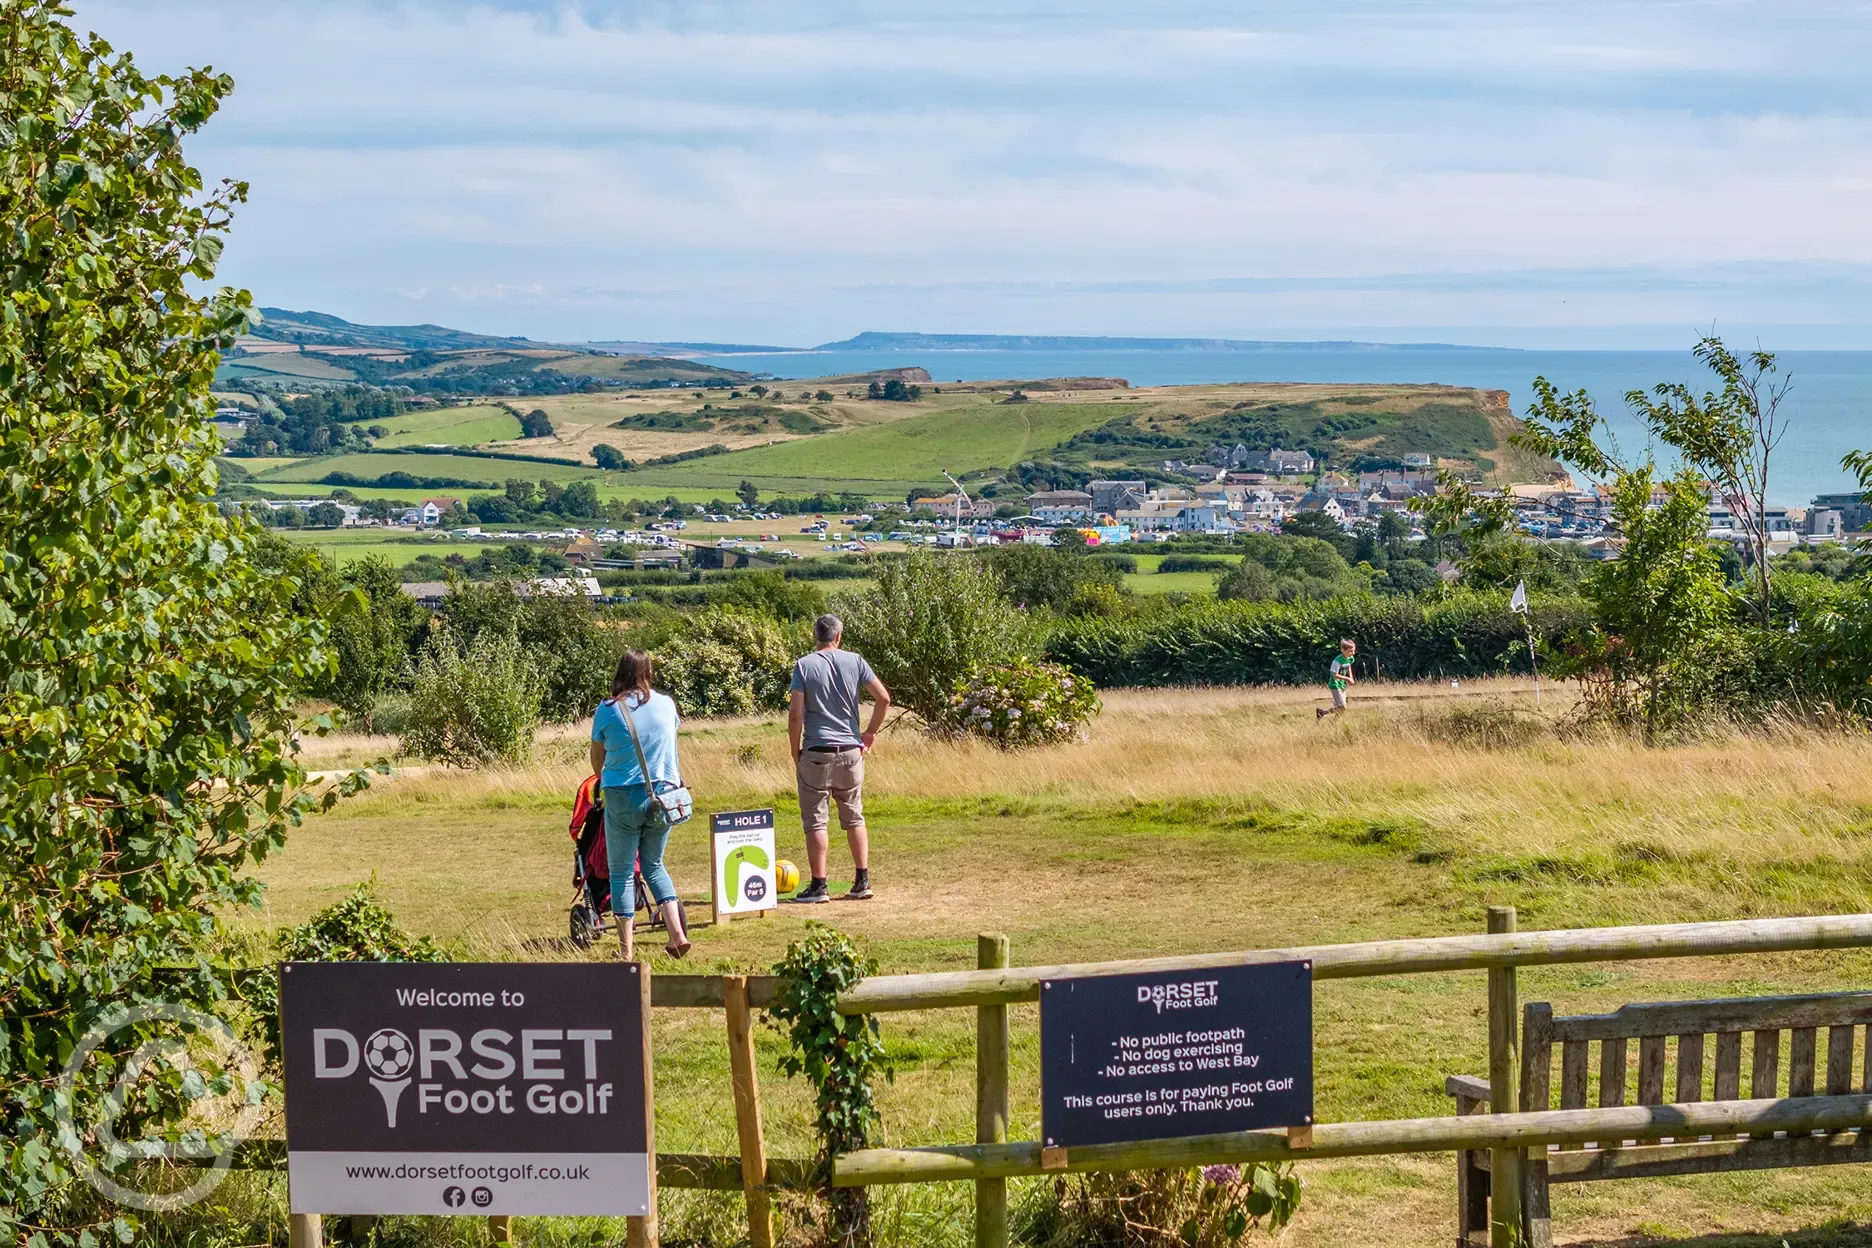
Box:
[364,1028,414,1127]
[365,1030,415,1079]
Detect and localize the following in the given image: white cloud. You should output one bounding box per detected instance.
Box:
[70,0,1872,342]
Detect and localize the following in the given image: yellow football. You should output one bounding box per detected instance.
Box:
[774,859,801,893]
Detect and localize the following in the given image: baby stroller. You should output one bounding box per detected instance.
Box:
[567,776,686,949]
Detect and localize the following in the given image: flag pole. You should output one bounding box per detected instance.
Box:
[1511,580,1540,710]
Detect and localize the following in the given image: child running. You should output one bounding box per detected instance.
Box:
[1318,638,1357,719]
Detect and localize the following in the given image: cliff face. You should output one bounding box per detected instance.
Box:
[1480,388,1570,485]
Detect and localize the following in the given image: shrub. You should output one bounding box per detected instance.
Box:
[656,608,796,717]
[402,625,542,765]
[768,925,885,1245]
[984,543,1124,611]
[1158,555,1228,573]
[1088,551,1138,575]
[836,550,1028,721]
[278,883,446,964]
[1017,1164,1301,1246]
[945,659,1101,748]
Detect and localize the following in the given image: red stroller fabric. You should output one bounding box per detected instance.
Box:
[570,774,609,881]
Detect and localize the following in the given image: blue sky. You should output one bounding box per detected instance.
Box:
[77,1,1872,346]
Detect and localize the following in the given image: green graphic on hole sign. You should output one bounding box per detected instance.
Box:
[710,809,777,914]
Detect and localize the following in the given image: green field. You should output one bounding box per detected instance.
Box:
[355,404,523,448]
[616,400,1117,493]
[1125,569,1223,595]
[273,529,513,567]
[1120,551,1239,596]
[253,451,596,486]
[231,682,1872,1248]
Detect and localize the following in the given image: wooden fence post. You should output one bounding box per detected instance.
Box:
[487,1215,513,1244]
[977,933,1011,1248]
[1487,905,1521,1247]
[288,1213,322,1248]
[628,963,660,1248]
[724,974,775,1248]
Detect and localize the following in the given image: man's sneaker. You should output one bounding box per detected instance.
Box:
[791,879,830,904]
[842,877,874,901]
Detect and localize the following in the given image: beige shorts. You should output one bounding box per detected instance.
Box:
[1331,687,1348,709]
[797,749,865,837]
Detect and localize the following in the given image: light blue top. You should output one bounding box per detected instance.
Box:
[592,691,682,790]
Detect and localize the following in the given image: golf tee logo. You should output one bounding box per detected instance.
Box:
[722,843,770,904]
[314,1028,415,1126]
[364,1029,416,1126]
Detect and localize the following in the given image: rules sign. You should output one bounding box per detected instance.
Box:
[281,961,651,1216]
[1039,961,1312,1148]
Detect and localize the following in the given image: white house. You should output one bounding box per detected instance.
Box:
[1024,489,1095,524]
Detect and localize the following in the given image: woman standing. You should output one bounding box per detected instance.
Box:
[588,650,691,959]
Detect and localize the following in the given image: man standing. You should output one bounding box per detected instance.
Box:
[1318,638,1357,719]
[788,613,891,902]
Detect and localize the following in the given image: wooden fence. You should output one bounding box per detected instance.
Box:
[267,911,1872,1248]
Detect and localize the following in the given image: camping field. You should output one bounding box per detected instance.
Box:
[236,680,1872,1248]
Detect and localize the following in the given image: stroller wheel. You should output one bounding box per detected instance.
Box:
[569,903,598,949]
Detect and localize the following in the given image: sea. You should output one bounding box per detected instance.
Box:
[713,346,1872,507]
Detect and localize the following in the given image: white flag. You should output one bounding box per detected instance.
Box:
[1509,580,1528,614]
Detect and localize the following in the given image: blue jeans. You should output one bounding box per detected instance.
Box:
[603,785,678,920]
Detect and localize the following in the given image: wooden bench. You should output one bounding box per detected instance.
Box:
[1449,991,1872,1247]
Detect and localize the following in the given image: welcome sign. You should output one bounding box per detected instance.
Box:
[710,808,777,923]
[280,962,652,1216]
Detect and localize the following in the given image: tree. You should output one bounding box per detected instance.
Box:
[867,380,883,399]
[520,407,553,438]
[592,443,629,470]
[505,477,539,509]
[307,499,346,527]
[815,390,835,402]
[737,479,760,507]
[750,384,769,398]
[1217,534,1364,602]
[1281,509,1353,553]
[984,544,1123,611]
[1,9,363,1239]
[321,554,428,725]
[1516,376,1741,736]
[835,551,1026,722]
[1625,336,1788,625]
[559,479,602,518]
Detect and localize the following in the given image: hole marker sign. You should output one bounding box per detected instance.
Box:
[1039,960,1313,1148]
[281,962,651,1216]
[710,808,777,920]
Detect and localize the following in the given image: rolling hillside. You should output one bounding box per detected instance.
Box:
[220,309,751,393]
[234,378,1559,502]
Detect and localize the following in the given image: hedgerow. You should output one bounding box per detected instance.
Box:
[1045,593,1590,687]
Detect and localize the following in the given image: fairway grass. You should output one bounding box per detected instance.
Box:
[250,682,1872,1247]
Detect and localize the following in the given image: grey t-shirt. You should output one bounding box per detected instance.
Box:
[790,648,878,748]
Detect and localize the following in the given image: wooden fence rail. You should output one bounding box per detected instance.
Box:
[833,914,1872,1014]
[831,1093,1872,1186]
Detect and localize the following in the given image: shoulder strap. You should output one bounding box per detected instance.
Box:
[617,694,656,786]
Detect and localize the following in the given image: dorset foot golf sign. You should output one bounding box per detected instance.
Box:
[1039,960,1313,1148]
[280,962,653,1216]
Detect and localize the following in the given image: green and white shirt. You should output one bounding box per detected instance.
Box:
[1329,654,1355,690]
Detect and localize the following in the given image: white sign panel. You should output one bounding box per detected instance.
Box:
[711,808,777,916]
